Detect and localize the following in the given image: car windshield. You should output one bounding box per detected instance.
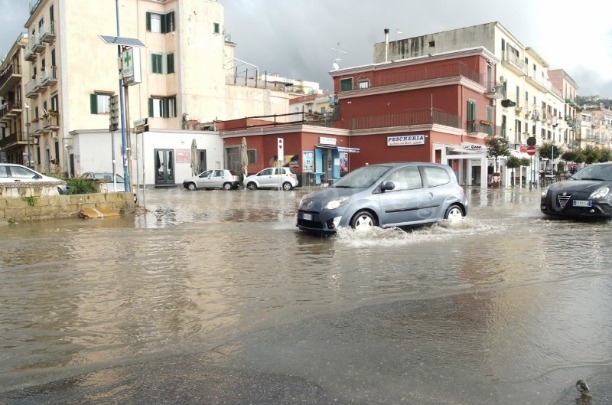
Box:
[570,164,612,181]
[332,165,393,188]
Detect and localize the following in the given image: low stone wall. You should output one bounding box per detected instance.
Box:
[0,184,136,222]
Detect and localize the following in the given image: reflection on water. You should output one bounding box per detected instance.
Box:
[1,188,611,402]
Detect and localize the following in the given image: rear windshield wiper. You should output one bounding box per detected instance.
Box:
[579,177,605,181]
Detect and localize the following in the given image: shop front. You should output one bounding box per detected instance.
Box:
[311,136,359,185]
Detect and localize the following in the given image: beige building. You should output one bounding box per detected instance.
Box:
[16,0,296,180]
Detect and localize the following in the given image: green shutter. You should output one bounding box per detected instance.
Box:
[167,53,174,74]
[167,12,175,32]
[146,12,151,31]
[90,94,97,114]
[148,98,153,117]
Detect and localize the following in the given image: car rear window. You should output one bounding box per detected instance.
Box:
[423,166,451,187]
[0,166,8,178]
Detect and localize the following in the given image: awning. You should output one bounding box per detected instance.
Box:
[316,145,360,153]
[337,147,360,153]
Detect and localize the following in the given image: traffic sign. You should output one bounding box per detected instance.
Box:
[526,145,536,156]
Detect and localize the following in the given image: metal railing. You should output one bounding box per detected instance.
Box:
[337,109,461,131]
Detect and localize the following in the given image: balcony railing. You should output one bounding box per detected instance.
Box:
[39,21,56,43]
[25,79,40,98]
[43,113,59,130]
[0,63,22,93]
[337,108,461,131]
[0,100,23,120]
[467,120,493,135]
[40,66,58,87]
[340,61,483,92]
[501,50,526,75]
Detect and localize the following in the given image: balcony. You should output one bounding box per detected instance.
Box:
[39,21,56,43]
[43,113,59,131]
[0,100,23,120]
[32,35,45,53]
[501,49,527,76]
[467,120,494,136]
[337,108,462,131]
[24,40,37,62]
[525,74,552,93]
[30,118,43,135]
[25,78,41,98]
[0,132,18,149]
[40,66,58,88]
[0,63,23,94]
[485,83,504,99]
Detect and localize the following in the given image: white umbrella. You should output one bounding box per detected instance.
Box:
[240,137,249,180]
[190,139,199,176]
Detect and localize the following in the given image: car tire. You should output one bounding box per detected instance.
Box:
[223,182,232,190]
[282,182,293,191]
[247,182,258,190]
[351,210,377,230]
[186,183,196,191]
[445,204,464,222]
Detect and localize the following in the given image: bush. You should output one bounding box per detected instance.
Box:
[65,178,97,194]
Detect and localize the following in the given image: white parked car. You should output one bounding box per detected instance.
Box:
[81,172,127,192]
[243,167,299,190]
[183,169,241,190]
[0,163,68,194]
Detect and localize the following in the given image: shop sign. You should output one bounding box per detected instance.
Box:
[387,135,425,146]
[319,136,337,146]
[303,151,314,172]
[462,144,483,151]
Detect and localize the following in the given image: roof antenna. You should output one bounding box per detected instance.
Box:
[331,42,348,70]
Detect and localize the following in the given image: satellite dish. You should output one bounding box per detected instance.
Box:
[332,62,340,70]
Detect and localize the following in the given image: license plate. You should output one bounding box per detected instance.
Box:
[300,213,313,221]
[573,200,592,207]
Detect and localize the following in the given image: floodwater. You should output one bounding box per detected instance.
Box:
[0,186,611,404]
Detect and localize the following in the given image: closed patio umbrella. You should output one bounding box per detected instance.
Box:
[240,137,249,181]
[190,139,199,176]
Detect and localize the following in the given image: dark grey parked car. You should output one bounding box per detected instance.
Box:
[296,162,468,234]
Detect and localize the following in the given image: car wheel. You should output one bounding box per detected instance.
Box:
[445,205,464,222]
[282,182,293,191]
[186,183,196,191]
[351,210,377,230]
[247,182,258,190]
[223,182,232,190]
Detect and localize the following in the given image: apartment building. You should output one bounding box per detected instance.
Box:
[373,22,574,157]
[19,0,295,185]
[0,33,30,165]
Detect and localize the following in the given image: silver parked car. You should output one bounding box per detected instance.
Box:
[296,162,467,233]
[0,163,68,194]
[244,167,299,190]
[183,169,241,190]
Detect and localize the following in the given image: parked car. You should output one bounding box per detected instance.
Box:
[183,169,241,190]
[296,162,467,234]
[81,172,127,192]
[244,167,299,190]
[0,163,68,194]
[541,162,612,219]
[80,171,138,203]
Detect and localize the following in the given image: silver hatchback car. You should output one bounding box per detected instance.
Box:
[296,162,467,233]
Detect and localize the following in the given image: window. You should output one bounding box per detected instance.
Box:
[51,94,58,112]
[146,11,175,33]
[247,150,256,165]
[148,96,176,118]
[213,23,220,34]
[151,53,163,73]
[467,99,476,132]
[167,53,174,74]
[423,166,451,187]
[90,93,111,114]
[260,168,273,176]
[358,80,369,89]
[386,166,423,191]
[340,78,353,91]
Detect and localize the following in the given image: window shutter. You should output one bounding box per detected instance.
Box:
[148,98,153,117]
[90,94,97,114]
[146,12,151,31]
[167,12,175,32]
[167,53,174,74]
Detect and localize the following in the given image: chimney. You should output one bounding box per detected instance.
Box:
[384,28,390,62]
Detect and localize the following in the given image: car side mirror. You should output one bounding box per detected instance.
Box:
[381,181,395,192]
[33,173,42,179]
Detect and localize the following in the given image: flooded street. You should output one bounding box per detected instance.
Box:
[1,187,611,404]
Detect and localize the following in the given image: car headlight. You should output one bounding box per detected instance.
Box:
[589,186,610,202]
[541,187,549,198]
[324,196,349,210]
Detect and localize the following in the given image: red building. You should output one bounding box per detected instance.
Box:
[219,46,499,188]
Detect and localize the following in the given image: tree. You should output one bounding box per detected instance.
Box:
[485,136,510,172]
[506,155,521,186]
[583,145,601,164]
[538,142,562,160]
[597,147,611,163]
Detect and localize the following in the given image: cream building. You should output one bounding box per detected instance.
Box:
[373,21,575,187]
[19,0,297,186]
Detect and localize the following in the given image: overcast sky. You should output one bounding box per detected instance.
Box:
[3,0,611,98]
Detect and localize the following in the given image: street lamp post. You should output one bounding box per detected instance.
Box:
[25,104,30,167]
